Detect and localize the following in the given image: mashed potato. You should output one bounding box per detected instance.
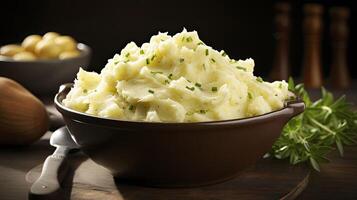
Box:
[63,29,293,122]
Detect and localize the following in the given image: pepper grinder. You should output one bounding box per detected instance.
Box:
[302,4,324,88]
[329,7,350,89]
[270,2,291,81]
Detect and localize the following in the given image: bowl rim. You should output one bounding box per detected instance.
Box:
[0,43,91,63]
[55,84,305,128]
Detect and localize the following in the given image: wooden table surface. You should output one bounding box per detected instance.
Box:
[0,134,356,200]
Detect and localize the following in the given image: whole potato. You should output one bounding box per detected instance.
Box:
[35,40,61,59]
[13,51,37,61]
[42,32,60,41]
[0,44,25,57]
[55,36,77,52]
[59,50,80,59]
[22,35,42,52]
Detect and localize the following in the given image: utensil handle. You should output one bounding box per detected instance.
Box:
[29,154,68,198]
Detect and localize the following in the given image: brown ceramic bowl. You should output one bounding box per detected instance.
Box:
[0,43,91,96]
[55,83,305,187]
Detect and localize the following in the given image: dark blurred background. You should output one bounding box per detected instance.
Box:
[1,0,355,78]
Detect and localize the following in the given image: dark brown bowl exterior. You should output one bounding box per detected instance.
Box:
[55,84,305,187]
[0,43,91,96]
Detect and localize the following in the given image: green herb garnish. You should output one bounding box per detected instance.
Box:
[146,58,150,65]
[221,51,227,57]
[148,89,154,94]
[125,52,130,58]
[248,92,253,99]
[83,89,87,93]
[211,87,218,92]
[151,54,156,61]
[140,49,145,54]
[211,58,216,63]
[197,42,204,45]
[256,77,263,83]
[128,105,135,111]
[150,71,163,75]
[168,73,173,80]
[179,58,185,63]
[236,66,246,71]
[195,83,202,88]
[186,86,195,91]
[186,36,193,42]
[199,109,208,114]
[205,49,209,56]
[270,78,357,171]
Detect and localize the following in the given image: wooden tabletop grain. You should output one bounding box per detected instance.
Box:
[0,135,356,200]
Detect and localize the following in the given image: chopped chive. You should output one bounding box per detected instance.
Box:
[221,51,227,57]
[195,82,201,87]
[146,58,150,65]
[186,86,195,91]
[179,58,185,63]
[205,49,209,56]
[199,109,208,114]
[148,89,154,94]
[187,79,192,83]
[211,58,216,63]
[83,89,87,93]
[186,36,193,42]
[248,92,253,99]
[181,36,185,42]
[197,42,204,45]
[202,64,206,70]
[279,83,283,89]
[150,71,163,75]
[164,79,170,84]
[129,105,135,111]
[125,52,130,57]
[211,87,218,92]
[168,73,173,80]
[236,66,246,71]
[256,77,263,83]
[151,54,156,61]
[140,49,144,54]
[114,61,119,64]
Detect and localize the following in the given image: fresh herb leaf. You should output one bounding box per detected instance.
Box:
[179,58,185,63]
[186,86,195,91]
[140,49,145,54]
[195,83,202,88]
[168,73,173,80]
[211,87,218,92]
[148,89,154,94]
[205,49,209,56]
[256,77,263,83]
[128,105,135,111]
[236,66,246,71]
[150,71,163,75]
[186,36,193,42]
[270,79,357,171]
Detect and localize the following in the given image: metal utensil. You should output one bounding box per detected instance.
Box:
[29,126,79,198]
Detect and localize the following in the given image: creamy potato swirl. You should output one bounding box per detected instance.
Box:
[63,30,293,122]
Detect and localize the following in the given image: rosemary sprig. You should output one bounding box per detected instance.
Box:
[270,78,357,171]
